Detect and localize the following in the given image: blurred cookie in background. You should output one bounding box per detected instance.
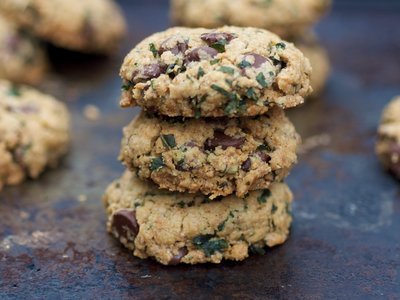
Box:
[376,96,400,179]
[0,80,70,191]
[0,0,127,55]
[0,15,47,85]
[295,33,330,97]
[170,0,331,39]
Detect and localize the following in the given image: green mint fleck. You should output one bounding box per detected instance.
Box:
[256,72,268,88]
[210,59,221,65]
[192,235,228,257]
[150,156,164,171]
[177,201,185,208]
[246,87,258,101]
[271,204,278,214]
[149,43,158,58]
[197,67,205,79]
[211,84,231,98]
[161,134,176,149]
[275,42,286,50]
[210,39,228,53]
[258,189,271,204]
[121,81,133,91]
[218,66,235,75]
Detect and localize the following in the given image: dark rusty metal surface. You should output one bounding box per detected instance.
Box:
[1,1,400,298]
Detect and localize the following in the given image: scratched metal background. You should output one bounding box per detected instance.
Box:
[1,1,400,299]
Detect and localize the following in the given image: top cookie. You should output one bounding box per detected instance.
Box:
[0,14,47,85]
[120,26,312,118]
[0,0,127,54]
[376,96,400,178]
[170,0,331,39]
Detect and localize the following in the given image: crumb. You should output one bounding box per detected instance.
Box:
[298,134,331,154]
[83,104,101,121]
[77,194,88,202]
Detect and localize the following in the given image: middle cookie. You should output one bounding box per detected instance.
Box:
[120,107,300,198]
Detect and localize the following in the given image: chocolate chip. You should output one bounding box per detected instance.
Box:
[256,151,271,163]
[242,53,269,69]
[168,247,188,265]
[185,46,218,64]
[204,130,246,151]
[241,158,251,171]
[200,32,237,44]
[159,39,188,56]
[112,209,139,239]
[133,63,167,83]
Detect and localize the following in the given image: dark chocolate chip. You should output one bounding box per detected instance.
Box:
[242,53,269,69]
[168,247,188,265]
[133,64,167,83]
[200,32,237,44]
[185,46,218,64]
[241,158,251,171]
[159,38,188,56]
[112,209,139,239]
[204,130,246,151]
[256,151,271,163]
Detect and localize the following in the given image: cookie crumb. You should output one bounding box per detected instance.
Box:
[83,105,101,121]
[77,194,88,202]
[299,134,331,154]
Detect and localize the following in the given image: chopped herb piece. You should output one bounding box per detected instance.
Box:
[8,85,21,96]
[150,156,164,171]
[257,143,273,152]
[197,67,205,78]
[209,39,228,53]
[177,201,185,208]
[275,42,286,50]
[211,84,231,98]
[210,59,221,65]
[149,43,158,58]
[121,81,133,91]
[238,60,252,68]
[271,204,278,214]
[246,87,258,101]
[250,245,266,255]
[256,72,268,88]
[161,134,176,149]
[258,189,271,204]
[218,66,235,75]
[192,235,228,257]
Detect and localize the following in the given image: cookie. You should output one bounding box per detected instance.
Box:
[104,170,293,265]
[120,26,312,117]
[376,96,400,179]
[120,107,299,198]
[0,15,47,85]
[295,34,330,97]
[0,80,70,190]
[0,0,126,54]
[170,0,331,39]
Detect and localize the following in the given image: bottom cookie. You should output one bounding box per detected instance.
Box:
[103,171,293,265]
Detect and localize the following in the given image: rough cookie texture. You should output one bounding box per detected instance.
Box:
[0,80,70,190]
[120,26,312,117]
[104,171,293,265]
[296,34,330,97]
[120,108,299,198]
[376,97,400,179]
[0,0,126,54]
[0,15,47,85]
[170,0,331,39]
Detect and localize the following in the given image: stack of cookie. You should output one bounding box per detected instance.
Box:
[104,26,312,265]
[171,0,332,96]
